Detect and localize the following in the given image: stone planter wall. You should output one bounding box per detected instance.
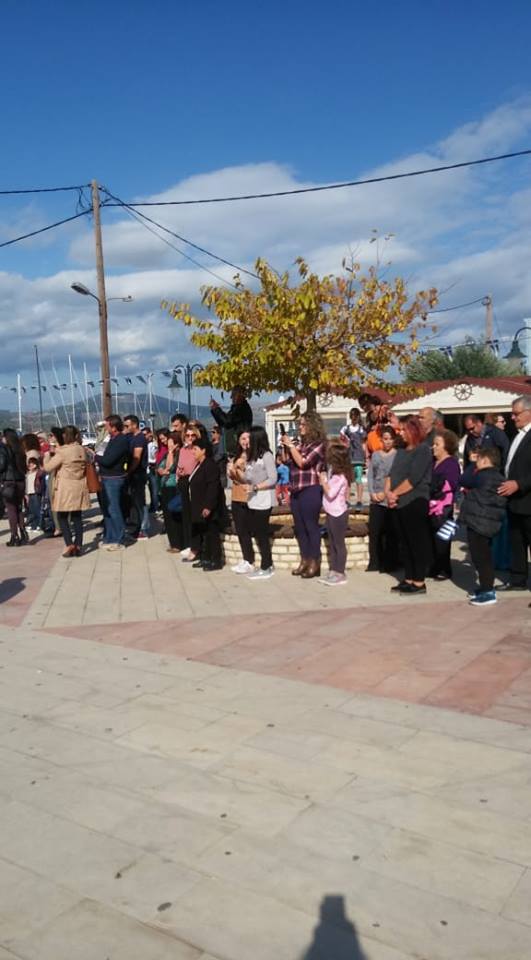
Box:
[222,532,369,571]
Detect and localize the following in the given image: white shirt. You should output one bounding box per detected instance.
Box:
[505,422,531,476]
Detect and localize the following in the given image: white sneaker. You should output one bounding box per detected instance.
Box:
[103,543,125,552]
[322,572,347,586]
[231,560,254,574]
[180,548,192,560]
[247,567,275,581]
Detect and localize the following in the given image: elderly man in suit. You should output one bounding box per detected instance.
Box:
[498,395,531,602]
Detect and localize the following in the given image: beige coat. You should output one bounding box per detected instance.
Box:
[44,443,91,512]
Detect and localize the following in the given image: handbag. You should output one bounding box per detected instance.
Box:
[0,480,16,504]
[85,460,101,494]
[167,491,183,513]
[436,518,458,542]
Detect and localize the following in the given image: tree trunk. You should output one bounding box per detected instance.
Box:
[305,389,317,413]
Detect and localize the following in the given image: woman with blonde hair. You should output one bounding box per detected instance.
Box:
[44,425,90,557]
[178,421,202,560]
[280,410,326,579]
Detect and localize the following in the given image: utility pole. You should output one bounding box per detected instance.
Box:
[34,344,44,430]
[91,180,112,419]
[483,294,493,343]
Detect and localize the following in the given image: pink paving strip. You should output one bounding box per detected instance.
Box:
[39,599,531,725]
[0,533,64,627]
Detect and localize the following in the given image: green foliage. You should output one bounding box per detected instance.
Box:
[162,257,438,407]
[405,341,511,383]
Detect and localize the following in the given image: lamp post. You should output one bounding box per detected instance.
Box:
[504,326,529,374]
[169,364,204,418]
[71,282,133,418]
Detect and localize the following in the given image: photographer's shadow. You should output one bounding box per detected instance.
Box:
[302,895,367,960]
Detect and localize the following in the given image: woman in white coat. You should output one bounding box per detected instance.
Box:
[244,426,277,580]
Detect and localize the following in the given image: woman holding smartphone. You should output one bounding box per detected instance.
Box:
[280,412,326,579]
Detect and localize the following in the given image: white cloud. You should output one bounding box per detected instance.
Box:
[2,97,531,400]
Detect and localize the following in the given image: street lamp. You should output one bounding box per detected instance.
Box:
[71,282,133,417]
[504,327,528,373]
[171,363,204,418]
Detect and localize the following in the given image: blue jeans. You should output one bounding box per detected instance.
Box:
[148,467,159,512]
[101,477,126,544]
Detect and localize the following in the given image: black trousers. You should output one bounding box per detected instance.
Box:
[232,501,254,564]
[468,528,494,592]
[176,476,192,550]
[160,487,181,549]
[326,511,348,574]
[394,498,432,582]
[57,510,83,548]
[5,481,25,538]
[248,507,272,569]
[368,504,399,571]
[191,516,222,566]
[430,509,454,578]
[508,512,531,587]
[126,470,146,537]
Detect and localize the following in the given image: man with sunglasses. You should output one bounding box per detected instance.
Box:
[463,413,509,470]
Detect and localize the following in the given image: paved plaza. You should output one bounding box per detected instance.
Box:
[0,517,530,959]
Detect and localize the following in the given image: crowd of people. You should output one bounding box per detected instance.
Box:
[0,388,529,605]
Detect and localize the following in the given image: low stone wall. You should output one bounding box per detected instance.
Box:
[222,532,369,571]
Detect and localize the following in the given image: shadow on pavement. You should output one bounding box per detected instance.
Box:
[0,577,26,603]
[302,895,368,959]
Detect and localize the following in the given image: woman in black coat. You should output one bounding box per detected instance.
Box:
[0,429,28,546]
[188,437,226,571]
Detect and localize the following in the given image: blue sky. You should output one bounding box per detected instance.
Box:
[1,0,531,411]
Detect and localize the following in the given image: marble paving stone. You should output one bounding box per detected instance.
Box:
[362,826,525,914]
[396,729,531,780]
[279,803,393,862]
[212,744,355,802]
[149,877,315,960]
[338,693,531,749]
[502,868,531,927]
[0,859,80,943]
[7,900,202,960]
[111,800,235,863]
[149,767,312,836]
[11,769,149,834]
[290,706,418,749]
[331,791,531,867]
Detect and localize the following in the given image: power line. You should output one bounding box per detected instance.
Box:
[101,187,258,279]
[0,184,90,196]
[0,209,92,249]
[428,296,486,314]
[113,201,241,288]
[101,148,531,207]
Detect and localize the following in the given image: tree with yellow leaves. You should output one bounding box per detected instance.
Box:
[162,257,437,410]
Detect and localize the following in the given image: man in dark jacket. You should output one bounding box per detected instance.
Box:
[497,395,531,598]
[209,386,253,457]
[460,445,507,606]
[96,415,129,550]
[463,414,509,469]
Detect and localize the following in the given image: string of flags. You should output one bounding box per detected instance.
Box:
[0,370,189,394]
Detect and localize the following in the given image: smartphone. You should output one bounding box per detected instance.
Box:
[279,423,286,436]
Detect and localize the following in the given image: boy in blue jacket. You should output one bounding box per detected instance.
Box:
[459,446,507,606]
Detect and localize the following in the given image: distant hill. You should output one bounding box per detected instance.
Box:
[4,393,264,433]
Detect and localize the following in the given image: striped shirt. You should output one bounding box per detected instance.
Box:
[288,441,325,492]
